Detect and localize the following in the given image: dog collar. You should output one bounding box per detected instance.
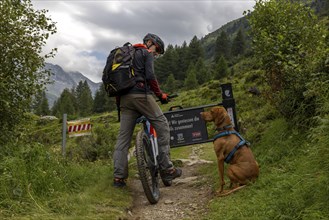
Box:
[215,124,233,132]
[213,130,239,140]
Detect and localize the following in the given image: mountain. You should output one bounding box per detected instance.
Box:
[44,63,101,107]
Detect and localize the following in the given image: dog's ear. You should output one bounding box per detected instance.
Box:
[212,107,227,127]
[220,107,233,125]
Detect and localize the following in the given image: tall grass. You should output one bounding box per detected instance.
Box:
[0,113,131,219]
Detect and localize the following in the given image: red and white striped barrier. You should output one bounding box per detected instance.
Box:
[67,118,92,137]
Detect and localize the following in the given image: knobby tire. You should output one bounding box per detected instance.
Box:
[135,130,160,204]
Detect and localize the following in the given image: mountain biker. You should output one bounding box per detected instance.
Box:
[113,33,182,187]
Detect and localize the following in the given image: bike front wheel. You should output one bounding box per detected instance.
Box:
[135,130,160,204]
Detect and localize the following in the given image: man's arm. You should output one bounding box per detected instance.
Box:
[144,52,163,97]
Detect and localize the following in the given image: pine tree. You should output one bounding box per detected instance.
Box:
[93,84,116,113]
[231,29,246,57]
[32,90,50,116]
[40,96,50,116]
[155,44,179,84]
[76,80,93,117]
[39,91,50,116]
[176,41,189,82]
[195,58,211,85]
[184,64,198,90]
[164,73,177,94]
[188,36,204,65]
[51,88,77,118]
[214,56,228,80]
[215,31,231,61]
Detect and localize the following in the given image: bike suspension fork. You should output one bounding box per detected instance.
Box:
[146,121,159,167]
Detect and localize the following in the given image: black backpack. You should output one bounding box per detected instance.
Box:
[102,42,137,97]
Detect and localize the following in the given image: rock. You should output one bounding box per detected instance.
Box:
[164,199,174,205]
[190,203,198,210]
[248,86,261,96]
[174,176,198,186]
[40,115,58,120]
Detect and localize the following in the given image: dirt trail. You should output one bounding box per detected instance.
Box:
[126,146,214,220]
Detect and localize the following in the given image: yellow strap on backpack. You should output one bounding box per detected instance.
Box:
[112,63,120,71]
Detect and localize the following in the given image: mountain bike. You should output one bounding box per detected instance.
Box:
[135,95,177,204]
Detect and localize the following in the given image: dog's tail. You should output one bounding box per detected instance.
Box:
[217,185,247,197]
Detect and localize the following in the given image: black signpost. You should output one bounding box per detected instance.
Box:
[164,83,238,147]
[220,83,239,131]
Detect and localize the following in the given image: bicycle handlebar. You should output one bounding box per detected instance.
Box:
[167,93,178,99]
[156,93,179,103]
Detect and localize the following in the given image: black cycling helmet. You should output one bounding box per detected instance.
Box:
[143,33,165,54]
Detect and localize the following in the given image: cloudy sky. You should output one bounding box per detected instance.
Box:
[32,0,255,83]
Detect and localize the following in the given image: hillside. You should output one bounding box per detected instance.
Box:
[200,0,328,61]
[202,16,250,60]
[1,67,328,219]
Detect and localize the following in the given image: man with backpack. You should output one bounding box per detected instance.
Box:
[111,33,182,187]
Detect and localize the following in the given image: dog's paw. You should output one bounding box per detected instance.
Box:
[215,189,224,195]
[216,189,230,197]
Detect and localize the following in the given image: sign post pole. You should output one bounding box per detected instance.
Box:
[220,83,239,131]
[62,113,67,157]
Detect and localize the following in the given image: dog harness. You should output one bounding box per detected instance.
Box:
[213,130,250,163]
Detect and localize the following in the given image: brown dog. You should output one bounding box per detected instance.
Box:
[200,106,259,196]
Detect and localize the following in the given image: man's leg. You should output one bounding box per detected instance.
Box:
[113,100,140,179]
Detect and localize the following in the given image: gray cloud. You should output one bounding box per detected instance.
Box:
[32,0,255,82]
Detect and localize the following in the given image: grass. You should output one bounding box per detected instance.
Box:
[199,118,329,220]
[0,137,132,220]
[0,160,132,220]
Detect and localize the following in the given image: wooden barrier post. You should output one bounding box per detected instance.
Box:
[62,114,67,157]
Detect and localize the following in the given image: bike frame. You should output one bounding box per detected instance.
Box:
[144,120,159,167]
[135,96,177,204]
[137,116,159,167]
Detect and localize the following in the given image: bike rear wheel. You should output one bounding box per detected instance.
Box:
[135,130,160,204]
